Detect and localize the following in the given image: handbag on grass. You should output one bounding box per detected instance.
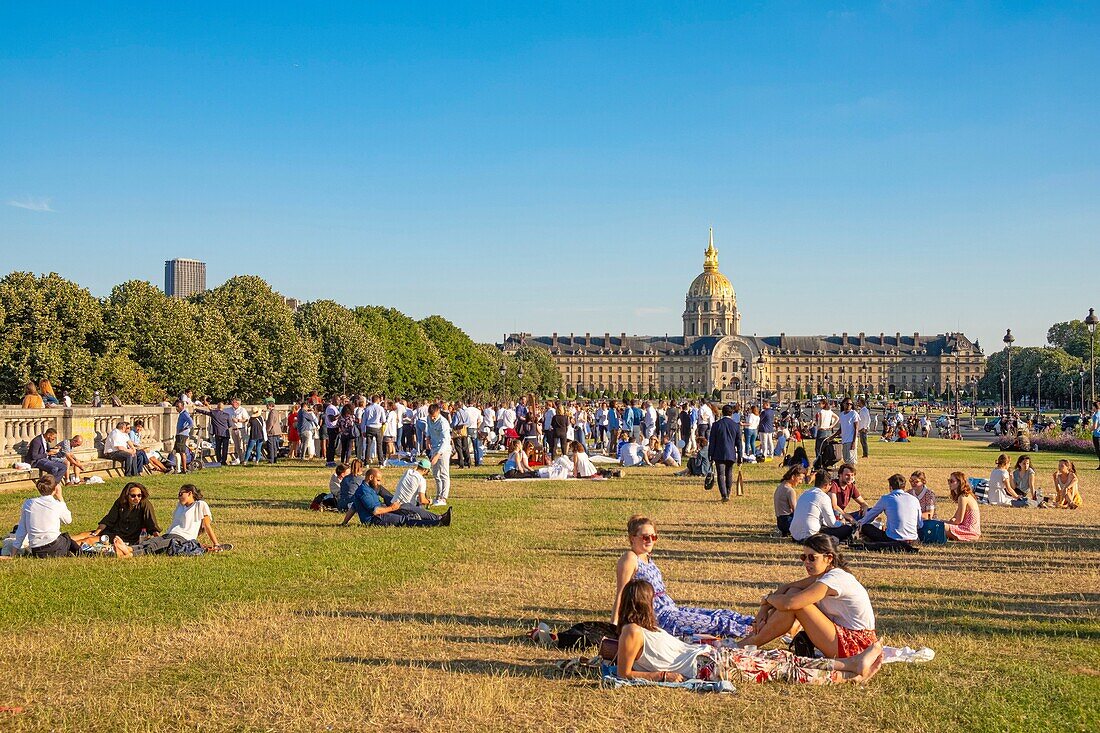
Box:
[918,519,947,544]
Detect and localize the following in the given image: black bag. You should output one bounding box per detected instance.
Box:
[789,630,816,658]
[599,468,621,478]
[703,471,715,491]
[555,621,618,650]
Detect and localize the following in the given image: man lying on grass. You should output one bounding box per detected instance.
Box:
[113,484,229,557]
[339,467,451,527]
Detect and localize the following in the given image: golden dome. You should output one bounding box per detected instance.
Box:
[687,228,735,299]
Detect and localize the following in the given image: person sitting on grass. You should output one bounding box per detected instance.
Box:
[13,475,78,558]
[828,464,870,522]
[86,481,161,544]
[857,474,922,551]
[1012,455,1041,504]
[619,434,652,467]
[391,459,433,505]
[944,471,981,542]
[738,535,879,660]
[774,465,805,538]
[337,459,366,512]
[613,515,754,638]
[571,441,599,478]
[783,445,810,470]
[615,579,883,685]
[987,453,1026,506]
[113,484,226,557]
[790,471,856,543]
[657,435,681,467]
[907,471,936,520]
[1052,459,1082,509]
[339,467,450,527]
[502,439,539,479]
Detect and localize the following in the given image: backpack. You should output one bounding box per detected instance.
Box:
[555,621,618,650]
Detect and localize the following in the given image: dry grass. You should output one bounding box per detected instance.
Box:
[1,438,1098,732]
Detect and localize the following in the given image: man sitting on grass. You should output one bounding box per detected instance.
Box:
[113,484,227,557]
[339,467,450,527]
[857,474,922,551]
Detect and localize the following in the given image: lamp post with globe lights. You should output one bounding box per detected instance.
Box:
[1036,367,1043,419]
[1003,329,1015,414]
[1086,308,1098,403]
[1081,368,1088,415]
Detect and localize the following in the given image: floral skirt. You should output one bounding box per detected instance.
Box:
[708,647,845,685]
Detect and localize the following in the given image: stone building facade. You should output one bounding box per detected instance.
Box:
[501,230,985,402]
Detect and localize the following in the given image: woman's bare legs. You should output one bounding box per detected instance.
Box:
[112,537,134,558]
[741,602,839,659]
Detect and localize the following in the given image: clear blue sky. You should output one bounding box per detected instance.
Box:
[3,2,1098,352]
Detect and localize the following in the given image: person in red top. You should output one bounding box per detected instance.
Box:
[828,464,870,522]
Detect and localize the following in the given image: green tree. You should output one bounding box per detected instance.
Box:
[420,315,496,398]
[296,301,386,395]
[0,272,105,401]
[88,350,166,403]
[980,347,1083,408]
[354,306,450,398]
[101,280,231,399]
[194,276,317,401]
[509,345,562,398]
[1047,320,1095,361]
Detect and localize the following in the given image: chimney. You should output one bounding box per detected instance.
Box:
[859,332,865,341]
[585,332,590,340]
[570,332,574,343]
[879,332,884,342]
[552,332,557,343]
[842,332,848,345]
[605,332,610,344]
[895,332,901,344]
[621,332,626,341]
[913,332,919,344]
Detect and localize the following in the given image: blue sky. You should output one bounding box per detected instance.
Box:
[2,2,1098,352]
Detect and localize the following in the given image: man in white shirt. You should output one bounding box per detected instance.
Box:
[390,459,432,506]
[104,420,139,476]
[618,435,652,467]
[361,395,386,465]
[856,398,872,459]
[697,400,714,441]
[15,475,78,557]
[465,402,484,466]
[643,401,658,440]
[859,473,922,548]
[323,396,341,465]
[790,470,855,542]
[227,398,249,465]
[426,403,452,506]
[836,398,863,465]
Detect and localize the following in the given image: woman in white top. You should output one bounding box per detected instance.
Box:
[114,484,225,557]
[615,579,882,685]
[739,535,878,659]
[570,441,598,478]
[987,453,1024,506]
[813,399,838,460]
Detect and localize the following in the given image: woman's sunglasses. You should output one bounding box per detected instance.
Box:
[799,553,830,562]
[637,534,658,543]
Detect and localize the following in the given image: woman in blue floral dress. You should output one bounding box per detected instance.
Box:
[613,514,754,638]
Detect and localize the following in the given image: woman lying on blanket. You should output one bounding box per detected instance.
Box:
[737,535,878,659]
[616,579,883,685]
[613,515,755,638]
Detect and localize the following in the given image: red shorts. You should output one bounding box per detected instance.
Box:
[835,625,877,658]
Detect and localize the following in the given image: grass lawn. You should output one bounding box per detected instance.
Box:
[2,438,1098,732]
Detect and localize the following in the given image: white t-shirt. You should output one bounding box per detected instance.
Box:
[745,413,760,430]
[816,409,838,433]
[698,404,714,426]
[15,495,72,549]
[384,409,400,436]
[499,408,517,430]
[790,487,839,541]
[857,406,871,432]
[392,469,427,505]
[817,569,876,631]
[105,429,131,452]
[166,500,212,541]
[573,452,598,478]
[837,410,861,443]
[987,468,1014,505]
[619,442,646,467]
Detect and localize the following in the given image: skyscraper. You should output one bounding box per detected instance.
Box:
[164,258,207,298]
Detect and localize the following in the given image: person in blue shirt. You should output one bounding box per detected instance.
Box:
[341,468,450,527]
[172,400,194,475]
[621,402,636,436]
[658,436,681,467]
[759,401,777,459]
[858,474,922,550]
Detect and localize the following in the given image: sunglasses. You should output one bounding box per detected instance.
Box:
[799,553,830,562]
[128,493,143,498]
[637,534,658,543]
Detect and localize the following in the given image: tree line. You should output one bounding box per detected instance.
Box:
[978,319,1099,409]
[0,272,561,403]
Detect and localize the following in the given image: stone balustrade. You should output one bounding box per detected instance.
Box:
[0,405,286,467]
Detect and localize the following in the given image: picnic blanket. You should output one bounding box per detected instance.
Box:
[600,670,736,694]
[969,477,989,503]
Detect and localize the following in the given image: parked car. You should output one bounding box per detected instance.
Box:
[983,417,1002,433]
[1061,415,1083,431]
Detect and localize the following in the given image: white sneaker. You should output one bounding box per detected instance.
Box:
[230,458,241,465]
[430,500,447,507]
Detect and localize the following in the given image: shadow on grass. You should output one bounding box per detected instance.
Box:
[216,498,312,511]
[330,656,565,679]
[299,609,576,629]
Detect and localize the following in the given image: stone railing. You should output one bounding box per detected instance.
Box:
[1,405,287,467]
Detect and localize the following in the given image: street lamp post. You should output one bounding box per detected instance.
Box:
[1003,329,1015,413]
[1081,368,1087,414]
[1000,374,1006,414]
[1036,367,1043,418]
[1086,307,1098,403]
[499,363,507,401]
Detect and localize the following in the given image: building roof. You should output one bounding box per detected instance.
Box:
[501,331,983,357]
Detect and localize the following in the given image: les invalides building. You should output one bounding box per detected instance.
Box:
[502,230,985,402]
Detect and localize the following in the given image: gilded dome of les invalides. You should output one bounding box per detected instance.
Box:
[686,228,735,301]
